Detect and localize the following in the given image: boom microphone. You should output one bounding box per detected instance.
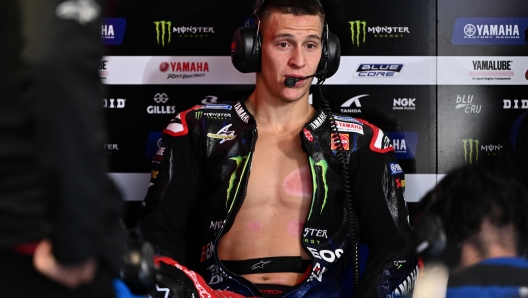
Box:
[284,70,326,88]
[284,69,326,88]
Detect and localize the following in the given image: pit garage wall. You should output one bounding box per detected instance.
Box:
[100,0,528,223]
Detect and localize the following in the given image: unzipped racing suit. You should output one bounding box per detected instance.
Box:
[138,100,418,297]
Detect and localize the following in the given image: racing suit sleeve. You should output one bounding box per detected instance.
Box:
[349,123,418,297]
[137,109,201,265]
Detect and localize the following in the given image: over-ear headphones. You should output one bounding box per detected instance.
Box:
[413,191,461,269]
[230,0,340,78]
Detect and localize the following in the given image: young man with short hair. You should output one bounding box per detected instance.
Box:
[138,1,417,296]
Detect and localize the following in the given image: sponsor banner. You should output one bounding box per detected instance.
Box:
[109,172,442,203]
[99,59,109,79]
[103,98,126,109]
[101,56,255,85]
[326,56,436,85]
[405,174,445,202]
[102,18,127,45]
[146,57,254,84]
[348,20,411,48]
[451,17,528,45]
[101,56,436,85]
[153,20,216,48]
[438,56,528,85]
[386,132,419,160]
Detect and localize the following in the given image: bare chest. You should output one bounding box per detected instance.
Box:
[246,133,312,207]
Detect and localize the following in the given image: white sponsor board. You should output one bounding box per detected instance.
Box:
[101,56,255,85]
[437,56,528,85]
[325,56,437,85]
[101,56,437,85]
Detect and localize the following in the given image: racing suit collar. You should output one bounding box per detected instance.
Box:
[305,106,326,131]
[238,98,323,128]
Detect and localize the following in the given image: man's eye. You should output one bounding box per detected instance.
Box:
[278,42,288,48]
[307,44,316,49]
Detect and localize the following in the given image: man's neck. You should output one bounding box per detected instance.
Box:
[457,221,518,271]
[458,242,517,270]
[245,91,316,133]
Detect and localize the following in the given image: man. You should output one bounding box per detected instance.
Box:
[413,166,528,297]
[138,0,417,297]
[0,0,124,297]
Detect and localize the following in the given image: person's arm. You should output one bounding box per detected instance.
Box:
[33,239,98,289]
[137,108,202,264]
[22,0,124,273]
[349,122,418,297]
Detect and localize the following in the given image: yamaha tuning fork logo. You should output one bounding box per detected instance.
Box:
[452,17,528,45]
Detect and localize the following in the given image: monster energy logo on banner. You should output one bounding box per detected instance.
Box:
[462,139,479,164]
[195,111,203,119]
[349,20,367,47]
[154,20,172,47]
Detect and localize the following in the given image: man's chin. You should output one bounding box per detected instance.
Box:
[280,89,310,103]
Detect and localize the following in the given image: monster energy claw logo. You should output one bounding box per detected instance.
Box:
[307,158,329,220]
[226,155,250,213]
[154,20,172,47]
[462,139,479,164]
[349,20,367,47]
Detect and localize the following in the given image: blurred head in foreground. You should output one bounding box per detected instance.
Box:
[414,165,528,270]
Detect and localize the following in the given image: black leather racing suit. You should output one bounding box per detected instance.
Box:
[138,100,418,297]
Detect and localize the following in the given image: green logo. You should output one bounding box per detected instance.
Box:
[226,154,251,213]
[462,139,479,164]
[307,158,328,220]
[195,111,203,119]
[154,20,172,47]
[349,20,367,47]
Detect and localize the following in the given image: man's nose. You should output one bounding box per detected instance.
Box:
[288,46,306,68]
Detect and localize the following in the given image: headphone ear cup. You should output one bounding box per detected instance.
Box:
[414,213,447,261]
[442,237,462,269]
[231,26,261,73]
[317,32,341,78]
[415,210,462,269]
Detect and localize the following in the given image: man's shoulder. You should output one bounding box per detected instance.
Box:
[448,257,528,287]
[327,112,393,153]
[162,100,249,137]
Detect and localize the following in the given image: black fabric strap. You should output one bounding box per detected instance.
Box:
[221,256,311,275]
